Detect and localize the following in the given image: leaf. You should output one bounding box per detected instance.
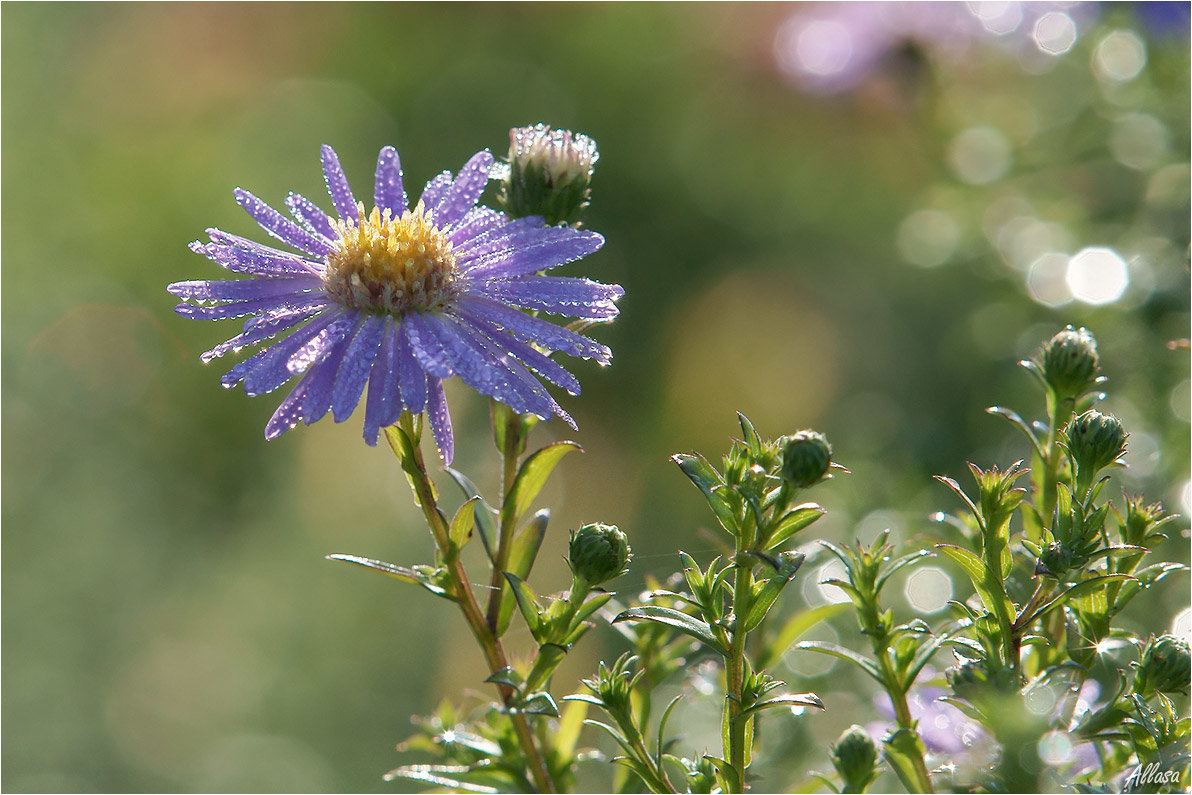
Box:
[796,641,883,684]
[448,496,479,555]
[613,606,728,656]
[442,466,497,560]
[738,692,825,720]
[763,503,825,550]
[504,441,581,524]
[1024,574,1136,626]
[737,412,762,455]
[503,573,544,636]
[935,544,1013,626]
[325,554,454,601]
[883,728,932,795]
[383,764,500,794]
[986,405,1046,458]
[702,755,741,795]
[742,551,806,631]
[673,452,739,534]
[757,603,851,670]
[497,510,549,636]
[657,696,683,769]
[555,699,589,760]
[519,691,559,717]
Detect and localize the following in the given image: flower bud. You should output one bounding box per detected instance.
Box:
[780,430,832,488]
[568,523,630,587]
[1038,326,1101,402]
[498,123,598,226]
[1064,410,1127,482]
[831,724,878,792]
[1136,635,1191,696]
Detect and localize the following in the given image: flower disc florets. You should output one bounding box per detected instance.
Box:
[323,203,458,315]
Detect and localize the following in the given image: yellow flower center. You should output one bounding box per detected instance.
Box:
[323,203,458,314]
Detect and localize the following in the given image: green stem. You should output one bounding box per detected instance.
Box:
[486,409,524,633]
[725,519,758,793]
[879,654,934,793]
[388,416,556,793]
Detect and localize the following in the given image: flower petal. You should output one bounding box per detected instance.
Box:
[418,171,453,210]
[462,228,604,280]
[429,150,493,227]
[192,239,319,278]
[448,206,508,250]
[221,309,342,390]
[235,189,332,257]
[332,312,385,422]
[452,313,581,395]
[454,215,546,259]
[285,193,337,240]
[471,276,622,319]
[454,296,611,363]
[201,301,329,363]
[168,275,323,302]
[265,366,319,440]
[362,317,402,445]
[396,320,428,413]
[374,145,408,217]
[173,292,327,321]
[320,144,359,223]
[299,325,356,425]
[426,375,454,465]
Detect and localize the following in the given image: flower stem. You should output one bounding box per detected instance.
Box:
[485,408,524,633]
[388,416,556,793]
[879,659,934,793]
[725,520,758,793]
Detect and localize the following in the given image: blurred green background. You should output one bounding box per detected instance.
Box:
[3,2,1188,792]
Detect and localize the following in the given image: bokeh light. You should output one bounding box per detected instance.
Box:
[948,126,1013,185]
[1065,246,1129,305]
[898,209,962,268]
[904,566,953,613]
[1092,29,1147,83]
[1033,12,1077,55]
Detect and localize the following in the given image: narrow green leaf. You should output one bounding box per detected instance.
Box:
[757,602,851,669]
[1024,574,1136,626]
[673,453,739,534]
[795,641,884,684]
[613,606,728,656]
[503,573,544,636]
[935,544,1012,623]
[987,406,1046,458]
[657,696,683,769]
[448,496,479,555]
[702,755,741,795]
[383,764,499,794]
[325,554,454,600]
[519,691,559,717]
[497,510,549,636]
[505,441,581,524]
[442,466,497,560]
[737,412,762,455]
[763,503,825,550]
[742,551,806,631]
[737,692,824,720]
[555,699,589,760]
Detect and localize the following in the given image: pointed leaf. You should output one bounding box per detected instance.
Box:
[504,441,581,523]
[883,728,932,794]
[737,412,762,455]
[742,551,806,631]
[673,452,739,534]
[503,573,544,636]
[764,503,825,550]
[738,692,825,720]
[796,640,883,684]
[1024,574,1136,626]
[613,606,728,655]
[448,496,479,554]
[935,544,1012,623]
[519,691,559,717]
[443,466,497,560]
[497,510,549,636]
[325,554,454,600]
[383,764,499,794]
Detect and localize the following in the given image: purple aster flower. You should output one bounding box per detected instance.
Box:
[169,145,622,463]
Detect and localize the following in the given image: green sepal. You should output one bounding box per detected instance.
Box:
[497,510,549,636]
[504,441,581,525]
[741,551,806,631]
[325,554,455,601]
[796,640,883,684]
[762,503,825,550]
[613,605,729,656]
[573,590,615,626]
[737,412,762,456]
[672,452,739,535]
[882,728,932,794]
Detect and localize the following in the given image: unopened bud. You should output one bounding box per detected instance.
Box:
[568,523,630,586]
[1039,326,1101,402]
[1136,635,1191,696]
[831,724,878,792]
[780,430,832,488]
[1064,410,1127,482]
[498,123,598,225]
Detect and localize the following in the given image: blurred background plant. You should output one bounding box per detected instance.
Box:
[2,2,1187,792]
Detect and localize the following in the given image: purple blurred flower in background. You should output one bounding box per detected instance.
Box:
[773,2,1102,95]
[868,685,990,756]
[170,145,621,462]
